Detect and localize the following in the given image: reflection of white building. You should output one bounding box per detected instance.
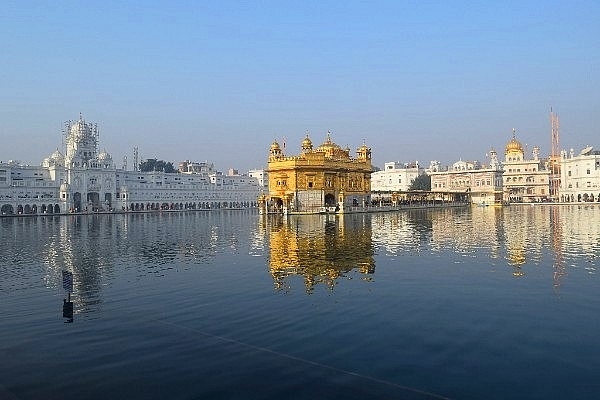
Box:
[0,115,260,215]
[371,161,422,194]
[430,151,503,205]
[559,146,600,203]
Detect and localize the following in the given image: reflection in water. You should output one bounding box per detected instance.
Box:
[1,205,599,306]
[550,206,566,289]
[368,205,600,285]
[62,270,74,323]
[0,210,261,317]
[2,209,600,399]
[262,214,375,293]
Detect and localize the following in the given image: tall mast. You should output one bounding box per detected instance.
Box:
[549,108,560,201]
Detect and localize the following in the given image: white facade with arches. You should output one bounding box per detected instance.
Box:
[0,115,260,216]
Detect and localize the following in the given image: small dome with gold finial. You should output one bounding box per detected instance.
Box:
[505,128,524,154]
[269,140,284,160]
[356,139,372,161]
[301,134,313,152]
[270,140,281,152]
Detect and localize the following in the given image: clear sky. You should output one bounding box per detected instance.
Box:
[1,1,599,172]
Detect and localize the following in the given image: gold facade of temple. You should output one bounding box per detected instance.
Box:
[263,132,372,214]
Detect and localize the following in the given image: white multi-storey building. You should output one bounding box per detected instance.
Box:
[0,115,260,215]
[430,151,504,205]
[502,131,550,203]
[559,146,600,202]
[371,161,422,194]
[248,169,268,193]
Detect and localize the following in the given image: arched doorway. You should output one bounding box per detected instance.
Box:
[271,198,283,212]
[104,193,112,210]
[87,192,100,211]
[1,204,14,215]
[74,192,82,212]
[324,193,336,206]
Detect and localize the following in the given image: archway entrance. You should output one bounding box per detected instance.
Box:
[324,193,336,206]
[104,193,112,210]
[87,192,100,211]
[271,198,283,212]
[1,204,14,215]
[74,192,82,212]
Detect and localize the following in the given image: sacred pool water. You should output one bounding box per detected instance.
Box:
[1,205,599,400]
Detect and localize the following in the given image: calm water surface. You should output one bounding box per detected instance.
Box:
[1,205,600,400]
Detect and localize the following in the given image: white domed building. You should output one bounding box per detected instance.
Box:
[0,114,260,215]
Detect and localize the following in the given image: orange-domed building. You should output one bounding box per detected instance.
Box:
[263,132,372,214]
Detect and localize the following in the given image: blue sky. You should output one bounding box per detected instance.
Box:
[1,1,599,172]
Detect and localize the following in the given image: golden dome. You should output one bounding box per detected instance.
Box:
[270,141,281,151]
[316,131,342,153]
[301,135,313,150]
[505,130,523,154]
[358,143,370,152]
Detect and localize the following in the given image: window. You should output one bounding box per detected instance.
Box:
[587,169,591,175]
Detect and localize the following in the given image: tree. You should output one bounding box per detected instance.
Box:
[139,158,176,173]
[409,174,431,191]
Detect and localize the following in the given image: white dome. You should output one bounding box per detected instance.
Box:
[51,149,64,161]
[70,118,92,137]
[98,150,112,161]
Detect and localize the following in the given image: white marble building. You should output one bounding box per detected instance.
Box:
[559,146,600,202]
[0,115,260,215]
[371,161,422,194]
[430,151,504,205]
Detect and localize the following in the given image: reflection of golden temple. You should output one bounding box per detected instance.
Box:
[266,214,375,293]
[264,132,372,214]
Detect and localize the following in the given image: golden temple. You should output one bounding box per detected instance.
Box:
[261,132,372,214]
